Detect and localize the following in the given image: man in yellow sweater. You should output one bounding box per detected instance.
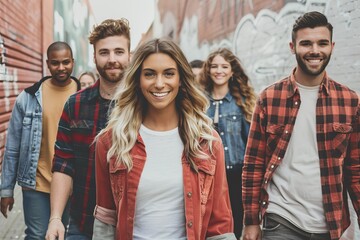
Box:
[0,41,80,239]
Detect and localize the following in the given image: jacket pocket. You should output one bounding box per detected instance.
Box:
[109,162,127,207]
[266,124,285,153]
[197,159,216,217]
[330,123,353,159]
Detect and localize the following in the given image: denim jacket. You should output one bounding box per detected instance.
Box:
[0,76,80,197]
[207,92,250,167]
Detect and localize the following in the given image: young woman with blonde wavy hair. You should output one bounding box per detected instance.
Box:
[202,48,256,239]
[92,38,236,240]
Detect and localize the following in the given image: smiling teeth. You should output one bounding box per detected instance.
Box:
[152,92,168,97]
[308,59,321,63]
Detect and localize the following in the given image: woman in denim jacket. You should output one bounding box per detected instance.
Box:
[202,48,256,238]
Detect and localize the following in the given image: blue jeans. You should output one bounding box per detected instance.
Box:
[66,217,91,240]
[22,189,70,240]
[262,213,330,240]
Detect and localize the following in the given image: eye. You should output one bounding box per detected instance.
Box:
[164,71,175,78]
[99,51,108,56]
[144,71,156,79]
[115,50,124,55]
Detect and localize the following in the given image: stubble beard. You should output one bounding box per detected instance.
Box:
[296,53,331,77]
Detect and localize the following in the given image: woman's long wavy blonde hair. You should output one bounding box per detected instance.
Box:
[202,48,256,122]
[99,38,216,171]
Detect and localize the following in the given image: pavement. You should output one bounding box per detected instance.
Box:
[0,185,26,239]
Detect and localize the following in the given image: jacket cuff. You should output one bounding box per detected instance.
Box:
[243,211,261,225]
[93,205,116,226]
[0,189,14,198]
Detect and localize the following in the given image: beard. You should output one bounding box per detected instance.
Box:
[296,52,331,76]
[53,71,71,83]
[96,62,127,83]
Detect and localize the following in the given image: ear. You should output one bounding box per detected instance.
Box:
[289,42,295,54]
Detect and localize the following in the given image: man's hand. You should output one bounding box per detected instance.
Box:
[1,197,14,218]
[242,225,261,240]
[46,218,65,240]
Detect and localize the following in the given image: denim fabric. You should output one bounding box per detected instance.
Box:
[22,189,70,240]
[67,217,91,240]
[206,92,249,166]
[0,87,43,197]
[262,214,330,240]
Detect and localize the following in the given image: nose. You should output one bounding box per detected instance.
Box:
[58,63,65,70]
[155,75,165,89]
[108,52,116,62]
[311,43,320,54]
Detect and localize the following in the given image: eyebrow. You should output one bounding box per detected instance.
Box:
[142,67,177,71]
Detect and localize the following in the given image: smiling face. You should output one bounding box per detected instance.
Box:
[140,53,180,114]
[209,55,233,89]
[290,26,334,84]
[94,35,130,83]
[46,48,74,86]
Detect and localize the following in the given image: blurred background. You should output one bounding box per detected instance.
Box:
[0,0,359,239]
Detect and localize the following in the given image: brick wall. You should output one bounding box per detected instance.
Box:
[0,0,54,162]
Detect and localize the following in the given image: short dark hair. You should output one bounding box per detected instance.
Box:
[189,59,204,69]
[47,41,73,59]
[292,11,333,43]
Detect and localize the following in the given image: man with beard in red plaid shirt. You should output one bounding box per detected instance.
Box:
[46,18,131,240]
[242,11,359,240]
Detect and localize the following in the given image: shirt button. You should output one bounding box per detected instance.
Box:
[219,100,223,104]
[264,180,268,184]
[213,102,216,105]
[224,147,228,151]
[295,101,298,105]
[278,157,281,160]
[285,130,288,134]
[262,201,266,205]
[233,116,236,120]
[187,192,192,198]
[219,114,222,118]
[271,165,275,169]
[187,221,193,228]
[220,132,224,135]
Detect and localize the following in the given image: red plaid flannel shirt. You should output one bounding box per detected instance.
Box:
[242,69,359,240]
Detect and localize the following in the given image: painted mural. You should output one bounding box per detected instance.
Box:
[175,0,360,93]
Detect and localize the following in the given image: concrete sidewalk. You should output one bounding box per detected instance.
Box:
[0,185,26,239]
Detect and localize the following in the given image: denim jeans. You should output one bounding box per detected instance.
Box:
[22,189,70,240]
[66,217,91,240]
[262,213,330,240]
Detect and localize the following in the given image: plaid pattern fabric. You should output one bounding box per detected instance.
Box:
[52,80,112,237]
[242,69,359,240]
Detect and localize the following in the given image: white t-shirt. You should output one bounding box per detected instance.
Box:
[267,83,328,233]
[133,124,186,240]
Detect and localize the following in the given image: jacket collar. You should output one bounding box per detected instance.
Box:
[24,76,81,96]
[208,91,233,102]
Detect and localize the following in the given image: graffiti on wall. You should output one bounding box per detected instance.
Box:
[177,0,360,93]
[0,34,19,162]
